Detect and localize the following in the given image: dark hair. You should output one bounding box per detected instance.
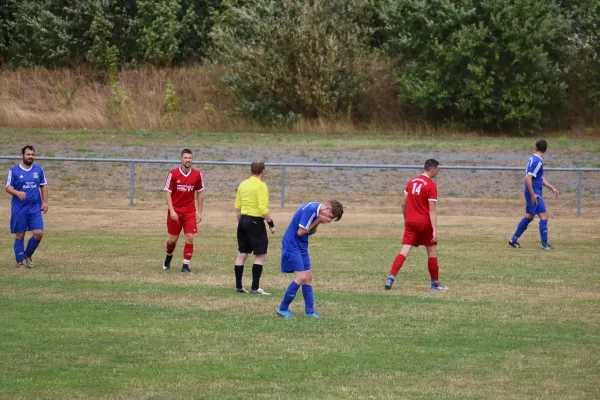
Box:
[330,200,344,221]
[424,159,439,171]
[535,140,547,153]
[251,161,265,175]
[22,145,35,155]
[181,148,193,157]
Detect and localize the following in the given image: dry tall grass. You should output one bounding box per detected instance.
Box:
[0,62,417,134]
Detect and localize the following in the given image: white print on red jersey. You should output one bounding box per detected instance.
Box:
[164,167,205,214]
[404,174,437,225]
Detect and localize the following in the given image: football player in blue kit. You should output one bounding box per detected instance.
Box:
[509,140,560,250]
[276,200,344,319]
[5,145,49,268]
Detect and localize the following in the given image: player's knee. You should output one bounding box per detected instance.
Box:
[15,232,25,240]
[184,234,194,243]
[32,231,43,241]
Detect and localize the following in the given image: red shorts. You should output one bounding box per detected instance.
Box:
[167,211,198,235]
[402,222,436,247]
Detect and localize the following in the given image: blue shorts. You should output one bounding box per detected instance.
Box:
[10,212,44,234]
[524,194,547,215]
[281,249,311,273]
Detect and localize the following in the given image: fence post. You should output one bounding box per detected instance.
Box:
[129,161,136,206]
[281,166,286,208]
[577,169,582,217]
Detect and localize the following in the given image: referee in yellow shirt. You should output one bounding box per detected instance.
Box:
[234,161,276,294]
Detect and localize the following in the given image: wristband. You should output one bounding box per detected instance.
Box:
[268,220,275,228]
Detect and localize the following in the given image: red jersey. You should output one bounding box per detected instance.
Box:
[163,167,205,214]
[404,174,437,224]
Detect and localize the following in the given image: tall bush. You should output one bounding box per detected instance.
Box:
[5,0,97,67]
[379,0,571,133]
[210,0,375,123]
[136,0,181,65]
[567,0,600,126]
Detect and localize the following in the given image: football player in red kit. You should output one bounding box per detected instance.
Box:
[385,159,448,291]
[162,149,205,273]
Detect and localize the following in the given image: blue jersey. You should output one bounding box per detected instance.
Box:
[524,154,544,195]
[5,163,47,215]
[282,202,322,253]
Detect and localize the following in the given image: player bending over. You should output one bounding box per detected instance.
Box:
[276,200,344,319]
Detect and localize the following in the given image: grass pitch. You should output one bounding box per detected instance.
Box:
[0,202,598,399]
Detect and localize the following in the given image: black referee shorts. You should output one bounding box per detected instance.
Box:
[237,215,268,255]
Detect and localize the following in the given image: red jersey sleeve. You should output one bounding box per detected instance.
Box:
[427,182,438,202]
[164,171,174,192]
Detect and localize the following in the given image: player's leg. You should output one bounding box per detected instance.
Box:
[426,245,448,290]
[537,200,553,249]
[249,221,270,295]
[235,219,250,292]
[301,267,321,318]
[276,250,304,318]
[164,212,182,270]
[180,212,197,273]
[385,224,416,289]
[181,233,195,273]
[23,212,44,268]
[10,214,27,267]
[510,196,536,247]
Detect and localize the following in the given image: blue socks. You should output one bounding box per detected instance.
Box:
[302,285,315,315]
[539,220,548,246]
[25,237,41,257]
[279,281,301,311]
[14,238,25,264]
[511,217,533,243]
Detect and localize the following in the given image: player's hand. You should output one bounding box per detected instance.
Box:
[16,191,26,201]
[431,229,438,243]
[196,213,202,224]
[269,227,276,234]
[41,202,48,213]
[318,215,334,224]
[551,187,560,196]
[531,194,540,205]
[170,212,179,221]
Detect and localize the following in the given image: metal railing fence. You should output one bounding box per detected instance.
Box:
[1,156,599,216]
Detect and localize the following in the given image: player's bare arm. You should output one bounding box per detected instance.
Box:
[236,209,242,222]
[40,184,49,213]
[165,191,178,221]
[5,185,26,201]
[298,215,329,237]
[401,193,407,220]
[429,200,438,243]
[542,177,560,196]
[526,175,538,204]
[196,191,204,224]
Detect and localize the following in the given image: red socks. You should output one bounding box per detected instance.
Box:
[389,254,406,276]
[428,257,439,281]
[166,240,176,255]
[183,243,194,264]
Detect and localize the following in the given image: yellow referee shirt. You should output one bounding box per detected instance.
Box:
[235,176,269,217]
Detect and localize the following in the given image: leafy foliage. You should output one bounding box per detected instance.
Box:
[210,0,375,123]
[379,0,572,133]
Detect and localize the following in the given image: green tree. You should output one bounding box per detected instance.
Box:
[0,17,6,64]
[6,0,96,67]
[567,0,600,126]
[211,0,374,123]
[175,0,219,64]
[87,5,116,72]
[379,0,571,133]
[136,0,181,65]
